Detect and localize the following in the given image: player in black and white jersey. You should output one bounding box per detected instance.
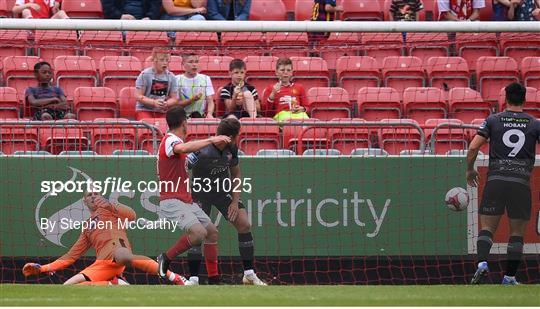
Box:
[185,116,267,285]
[467,82,540,285]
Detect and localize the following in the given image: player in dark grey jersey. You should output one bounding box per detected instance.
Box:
[184,117,267,285]
[467,82,540,285]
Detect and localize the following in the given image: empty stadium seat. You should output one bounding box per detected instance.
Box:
[175,32,220,55]
[281,119,323,153]
[426,56,470,89]
[126,31,169,62]
[500,33,540,66]
[0,0,8,17]
[423,118,468,154]
[0,123,39,154]
[74,87,118,121]
[290,57,330,88]
[341,0,383,20]
[80,31,124,66]
[139,118,168,154]
[199,56,234,94]
[59,150,97,156]
[306,87,351,120]
[185,118,220,141]
[35,30,78,64]
[0,87,20,119]
[54,56,98,102]
[249,0,287,20]
[40,126,89,155]
[61,0,103,18]
[303,149,341,156]
[119,87,137,120]
[350,148,389,156]
[403,87,447,124]
[221,32,266,60]
[499,87,540,118]
[318,32,361,71]
[448,87,491,124]
[378,119,422,155]
[407,33,449,64]
[244,56,279,104]
[327,121,371,155]
[361,33,404,67]
[336,56,380,101]
[382,56,425,97]
[522,57,540,90]
[267,32,309,58]
[91,118,136,155]
[470,118,489,154]
[294,0,315,20]
[0,30,28,62]
[256,149,296,156]
[356,87,401,121]
[238,118,280,155]
[3,56,40,115]
[476,56,519,103]
[456,33,498,71]
[100,56,142,95]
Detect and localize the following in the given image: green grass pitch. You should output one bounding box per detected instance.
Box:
[1,284,539,306]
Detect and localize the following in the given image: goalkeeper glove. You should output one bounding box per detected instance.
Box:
[22,263,54,277]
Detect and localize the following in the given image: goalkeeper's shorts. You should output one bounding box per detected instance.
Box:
[80,260,125,282]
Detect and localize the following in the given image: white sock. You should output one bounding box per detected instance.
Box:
[504,275,515,279]
[244,269,254,276]
[168,272,176,282]
[189,276,199,283]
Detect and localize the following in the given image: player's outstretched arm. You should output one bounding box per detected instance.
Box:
[466,134,487,187]
[173,135,231,154]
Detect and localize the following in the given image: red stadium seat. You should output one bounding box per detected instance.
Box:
[3,56,40,115]
[456,33,498,71]
[0,87,21,119]
[221,32,266,60]
[74,87,118,121]
[318,32,361,71]
[126,31,169,62]
[91,118,136,155]
[100,56,142,95]
[80,31,124,67]
[281,119,323,153]
[328,120,371,155]
[40,125,89,155]
[35,30,78,65]
[0,124,39,154]
[267,32,309,58]
[378,119,422,155]
[423,118,468,154]
[425,56,470,89]
[61,0,103,18]
[175,32,219,55]
[244,56,279,104]
[336,56,380,100]
[199,56,234,94]
[185,118,220,141]
[294,0,315,20]
[448,87,491,124]
[54,56,98,102]
[406,33,449,64]
[119,87,137,120]
[249,0,287,21]
[356,87,401,121]
[500,33,540,67]
[238,118,280,154]
[0,0,8,17]
[382,56,425,97]
[522,57,540,90]
[476,56,519,103]
[290,57,330,88]
[341,0,383,20]
[403,87,447,124]
[282,0,295,12]
[306,87,351,120]
[361,33,404,68]
[296,126,331,154]
[0,30,28,63]
[499,87,540,118]
[470,118,489,154]
[139,118,168,154]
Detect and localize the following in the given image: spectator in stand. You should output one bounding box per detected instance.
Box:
[13,0,68,19]
[390,0,424,21]
[177,53,215,118]
[26,61,75,121]
[162,0,206,38]
[492,0,517,20]
[512,0,540,20]
[437,0,485,20]
[263,58,309,122]
[220,59,259,119]
[308,0,343,43]
[135,48,179,120]
[207,0,251,20]
[101,0,163,20]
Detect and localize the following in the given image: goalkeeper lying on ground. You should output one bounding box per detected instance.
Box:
[23,191,191,285]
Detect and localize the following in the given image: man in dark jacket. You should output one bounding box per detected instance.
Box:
[101,0,162,19]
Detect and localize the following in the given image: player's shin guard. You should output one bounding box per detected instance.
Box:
[203,243,219,278]
[166,235,192,260]
[505,236,524,277]
[477,230,493,263]
[187,246,202,278]
[238,232,255,271]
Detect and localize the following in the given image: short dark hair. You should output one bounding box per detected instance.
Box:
[505,82,526,106]
[217,117,241,137]
[34,61,51,73]
[181,52,198,61]
[229,59,246,72]
[276,57,293,70]
[166,106,187,130]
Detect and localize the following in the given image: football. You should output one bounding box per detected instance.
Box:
[445,187,469,211]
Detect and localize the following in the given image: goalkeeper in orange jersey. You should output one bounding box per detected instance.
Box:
[22,191,191,286]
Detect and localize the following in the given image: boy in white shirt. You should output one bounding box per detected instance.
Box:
[177,53,215,118]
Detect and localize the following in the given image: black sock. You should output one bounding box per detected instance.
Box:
[506,236,524,277]
[238,232,254,271]
[187,246,202,277]
[477,230,493,263]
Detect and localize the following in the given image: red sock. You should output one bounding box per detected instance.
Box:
[166,235,192,260]
[204,243,219,277]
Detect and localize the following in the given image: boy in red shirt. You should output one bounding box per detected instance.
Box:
[13,0,68,19]
[263,58,309,121]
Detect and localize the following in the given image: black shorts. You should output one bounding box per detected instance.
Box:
[34,108,66,120]
[194,193,245,221]
[480,180,532,220]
